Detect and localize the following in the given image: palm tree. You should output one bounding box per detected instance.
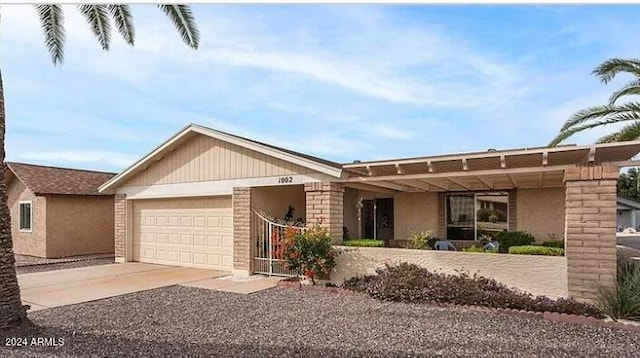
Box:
[0,4,199,330]
[549,58,640,147]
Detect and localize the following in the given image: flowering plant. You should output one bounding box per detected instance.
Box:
[280,224,338,286]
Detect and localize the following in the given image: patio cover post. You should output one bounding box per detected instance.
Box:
[564,165,618,302]
[305,182,345,243]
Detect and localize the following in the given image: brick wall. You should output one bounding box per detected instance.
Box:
[564,165,618,301]
[305,182,344,243]
[114,194,126,259]
[232,187,251,274]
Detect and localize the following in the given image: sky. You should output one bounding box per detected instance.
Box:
[1,4,640,173]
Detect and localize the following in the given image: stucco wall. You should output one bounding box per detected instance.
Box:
[516,188,565,242]
[8,178,47,257]
[45,195,115,258]
[332,246,568,298]
[251,185,305,221]
[393,192,439,241]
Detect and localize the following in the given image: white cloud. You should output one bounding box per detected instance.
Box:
[17,150,136,168]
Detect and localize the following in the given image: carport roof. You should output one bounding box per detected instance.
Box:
[342,141,640,193]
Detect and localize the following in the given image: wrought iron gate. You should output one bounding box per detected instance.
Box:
[253,211,302,276]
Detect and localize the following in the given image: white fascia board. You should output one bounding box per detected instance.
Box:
[117,173,333,200]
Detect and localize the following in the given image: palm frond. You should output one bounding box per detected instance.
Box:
[157,4,200,49]
[610,79,640,104]
[593,58,640,84]
[77,5,111,50]
[108,5,135,46]
[35,4,65,65]
[559,102,640,132]
[550,108,640,147]
[597,122,640,143]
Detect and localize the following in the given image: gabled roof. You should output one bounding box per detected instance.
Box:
[7,162,116,196]
[99,123,344,191]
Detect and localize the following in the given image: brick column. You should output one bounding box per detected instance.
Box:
[232,187,252,276]
[564,165,618,301]
[305,182,344,243]
[114,194,127,262]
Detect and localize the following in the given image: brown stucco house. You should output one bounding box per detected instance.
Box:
[6,162,116,258]
[100,123,640,300]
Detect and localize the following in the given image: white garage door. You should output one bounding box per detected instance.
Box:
[133,196,233,270]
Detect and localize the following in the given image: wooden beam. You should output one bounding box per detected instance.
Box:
[396,179,431,191]
[419,179,449,191]
[475,175,493,189]
[355,180,413,192]
[462,158,468,171]
[542,151,548,166]
[427,161,434,173]
[500,155,506,169]
[445,177,471,190]
[538,171,544,187]
[395,163,403,174]
[344,182,396,194]
[588,147,596,163]
[366,165,373,176]
[344,165,569,183]
[507,174,517,187]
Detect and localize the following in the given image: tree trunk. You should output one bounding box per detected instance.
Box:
[0,66,30,329]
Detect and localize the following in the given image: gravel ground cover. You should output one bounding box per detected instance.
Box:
[16,258,115,275]
[1,286,640,357]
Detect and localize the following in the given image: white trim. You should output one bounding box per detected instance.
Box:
[100,124,342,192]
[18,200,33,233]
[343,140,640,169]
[117,173,332,200]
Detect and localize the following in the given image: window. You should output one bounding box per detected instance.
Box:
[19,201,32,232]
[446,192,508,241]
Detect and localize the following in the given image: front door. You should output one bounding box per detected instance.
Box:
[361,198,394,243]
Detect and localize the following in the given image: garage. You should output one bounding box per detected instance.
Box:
[132,196,233,270]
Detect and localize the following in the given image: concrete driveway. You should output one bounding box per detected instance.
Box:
[18,263,229,311]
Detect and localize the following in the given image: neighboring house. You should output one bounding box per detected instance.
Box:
[617,196,640,232]
[100,123,640,283]
[6,162,116,258]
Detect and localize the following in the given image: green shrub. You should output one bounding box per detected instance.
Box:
[462,245,497,253]
[406,230,433,250]
[508,245,564,256]
[343,263,602,317]
[495,231,535,253]
[342,239,385,247]
[596,259,640,321]
[541,240,564,249]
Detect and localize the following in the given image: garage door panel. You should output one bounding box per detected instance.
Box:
[133,196,233,270]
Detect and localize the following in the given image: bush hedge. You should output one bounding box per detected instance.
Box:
[342,239,385,247]
[541,240,565,249]
[596,259,640,321]
[343,263,601,317]
[495,231,535,253]
[508,245,564,256]
[462,245,497,253]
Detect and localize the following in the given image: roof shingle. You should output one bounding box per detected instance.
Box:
[7,162,116,196]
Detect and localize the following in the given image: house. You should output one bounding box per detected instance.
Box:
[100,123,640,300]
[7,162,116,258]
[617,196,640,232]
